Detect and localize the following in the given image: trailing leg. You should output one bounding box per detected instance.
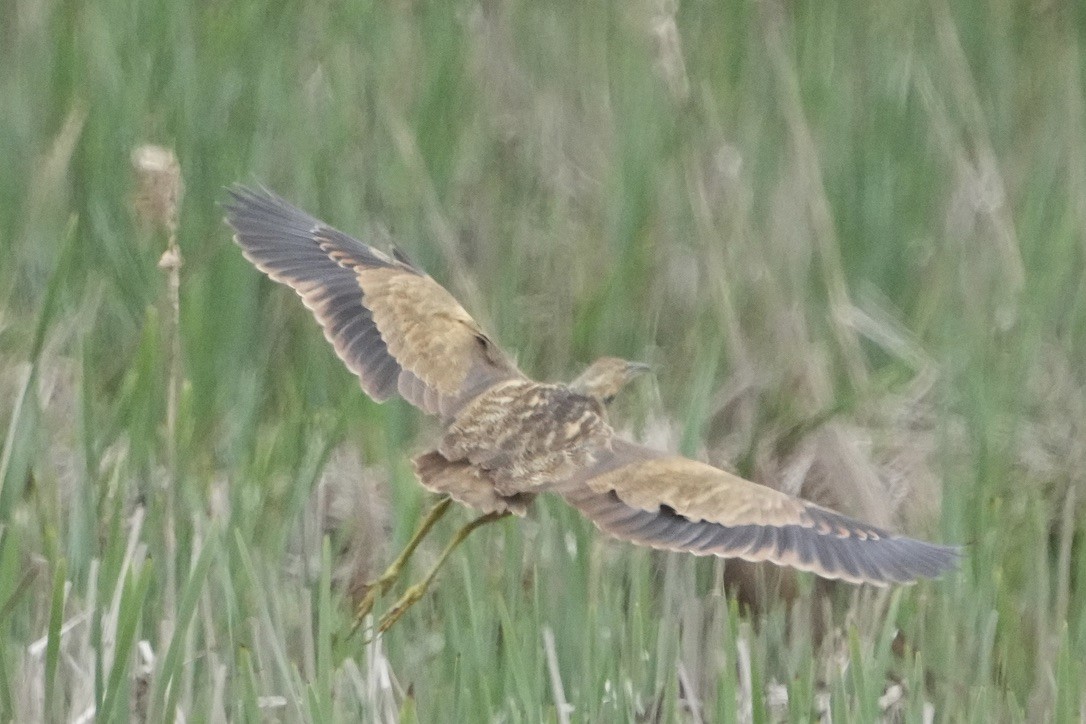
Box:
[353,496,453,628]
[375,510,511,634]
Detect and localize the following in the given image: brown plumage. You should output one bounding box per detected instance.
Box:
[225,186,958,589]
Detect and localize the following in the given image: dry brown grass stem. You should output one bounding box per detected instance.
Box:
[131,143,184,642]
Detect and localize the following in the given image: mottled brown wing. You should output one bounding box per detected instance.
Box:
[555,441,958,585]
[224,186,522,416]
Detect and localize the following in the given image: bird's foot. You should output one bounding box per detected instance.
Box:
[353,569,401,627]
[355,508,512,638]
[351,497,454,631]
[375,581,430,634]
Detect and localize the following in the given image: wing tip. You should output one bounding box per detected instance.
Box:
[222,183,278,218]
[572,490,961,586]
[782,534,960,586]
[224,183,414,276]
[220,182,317,238]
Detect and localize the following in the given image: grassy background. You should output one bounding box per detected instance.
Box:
[2,0,1086,720]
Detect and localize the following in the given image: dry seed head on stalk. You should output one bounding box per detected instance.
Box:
[131,144,183,235]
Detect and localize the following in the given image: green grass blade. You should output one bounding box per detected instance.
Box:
[43,557,66,721]
[100,564,152,722]
[150,527,221,722]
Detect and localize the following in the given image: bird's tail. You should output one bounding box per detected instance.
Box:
[412,451,531,516]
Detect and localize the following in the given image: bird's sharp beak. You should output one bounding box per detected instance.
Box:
[624,361,653,378]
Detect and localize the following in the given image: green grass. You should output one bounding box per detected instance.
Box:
[3,0,1086,720]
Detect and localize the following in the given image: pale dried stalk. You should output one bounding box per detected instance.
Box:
[542,626,572,724]
[132,145,184,486]
[132,144,185,694]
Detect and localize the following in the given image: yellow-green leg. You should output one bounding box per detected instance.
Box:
[375,510,510,634]
[354,497,453,628]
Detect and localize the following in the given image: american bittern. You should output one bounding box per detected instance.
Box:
[225,186,958,633]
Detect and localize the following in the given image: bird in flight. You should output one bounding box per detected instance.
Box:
[224,186,958,633]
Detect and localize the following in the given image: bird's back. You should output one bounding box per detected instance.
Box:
[437,379,614,495]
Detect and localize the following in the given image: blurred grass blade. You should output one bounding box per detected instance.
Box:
[0,215,78,515]
[232,528,306,722]
[43,557,66,721]
[29,215,80,364]
[150,528,221,723]
[100,563,152,721]
[311,536,333,723]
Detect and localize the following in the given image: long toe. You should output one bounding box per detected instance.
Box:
[377,582,429,633]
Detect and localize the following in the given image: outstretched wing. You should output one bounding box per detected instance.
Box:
[554,441,957,585]
[224,186,522,416]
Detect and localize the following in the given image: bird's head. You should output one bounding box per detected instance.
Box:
[569,357,652,404]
